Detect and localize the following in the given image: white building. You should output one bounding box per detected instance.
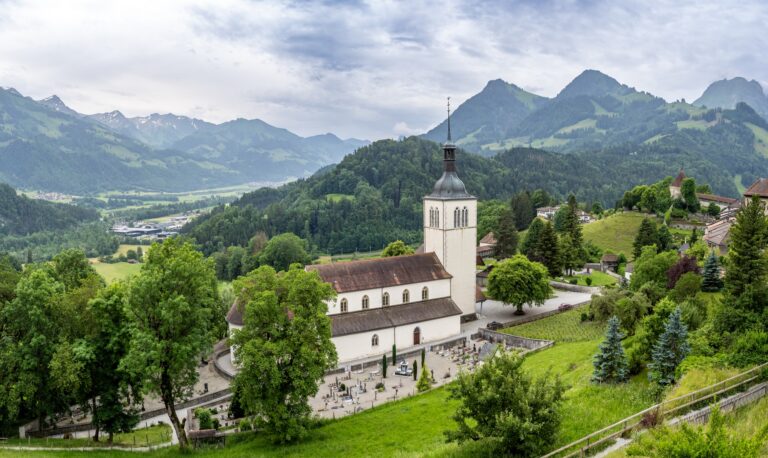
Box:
[226,111,476,363]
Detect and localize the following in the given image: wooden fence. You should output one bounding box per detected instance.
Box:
[540,362,768,458]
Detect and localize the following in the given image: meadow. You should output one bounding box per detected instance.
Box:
[583,212,651,257]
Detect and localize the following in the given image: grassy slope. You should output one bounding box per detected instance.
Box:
[583,212,650,257]
[91,262,141,283]
[563,271,617,287]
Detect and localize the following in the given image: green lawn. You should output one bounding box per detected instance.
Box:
[0,424,171,450]
[562,271,617,287]
[91,262,141,283]
[501,308,605,343]
[583,212,652,257]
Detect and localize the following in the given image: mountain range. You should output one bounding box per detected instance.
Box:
[0,88,366,193]
[693,77,768,121]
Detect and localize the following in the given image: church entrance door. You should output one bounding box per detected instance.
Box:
[413,327,421,345]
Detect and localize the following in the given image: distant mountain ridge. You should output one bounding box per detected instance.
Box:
[0,88,369,193]
[694,77,768,121]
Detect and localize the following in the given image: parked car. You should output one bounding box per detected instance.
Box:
[394,361,413,376]
[558,303,574,311]
[487,321,504,331]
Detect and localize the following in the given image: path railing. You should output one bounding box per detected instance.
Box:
[540,362,768,458]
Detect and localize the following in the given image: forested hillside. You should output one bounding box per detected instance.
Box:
[0,183,98,235]
[183,136,743,255]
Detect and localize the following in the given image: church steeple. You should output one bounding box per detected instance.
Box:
[429,97,469,199]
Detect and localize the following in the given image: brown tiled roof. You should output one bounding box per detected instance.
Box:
[475,286,486,303]
[703,218,733,247]
[226,300,243,326]
[671,169,686,187]
[479,232,497,245]
[477,245,495,256]
[601,254,619,262]
[696,193,738,204]
[307,253,451,293]
[744,178,768,197]
[330,297,462,337]
[476,265,494,278]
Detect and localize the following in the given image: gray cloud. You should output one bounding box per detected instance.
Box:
[0,0,765,140]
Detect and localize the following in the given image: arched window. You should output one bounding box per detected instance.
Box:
[413,327,421,345]
[402,289,410,304]
[371,334,379,347]
[435,209,439,228]
[454,207,460,228]
[462,207,468,227]
[422,286,429,300]
[382,292,390,306]
[362,295,369,309]
[429,207,433,227]
[340,298,348,313]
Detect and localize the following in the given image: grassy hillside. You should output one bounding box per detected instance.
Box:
[91,261,141,283]
[583,212,650,256]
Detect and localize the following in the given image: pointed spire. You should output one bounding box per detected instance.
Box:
[446,96,452,142]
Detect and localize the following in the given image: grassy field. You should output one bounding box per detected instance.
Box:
[0,424,171,450]
[583,212,652,257]
[501,308,605,343]
[563,271,617,287]
[91,262,141,283]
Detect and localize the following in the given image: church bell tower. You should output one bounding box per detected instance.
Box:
[423,98,477,318]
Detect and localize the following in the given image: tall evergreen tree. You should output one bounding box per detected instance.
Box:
[559,234,580,276]
[521,218,544,259]
[510,191,535,231]
[701,251,723,292]
[633,218,658,258]
[563,194,584,248]
[681,178,700,213]
[724,195,768,300]
[592,316,629,384]
[495,208,519,259]
[648,307,690,386]
[690,227,698,244]
[535,221,561,277]
[657,225,673,251]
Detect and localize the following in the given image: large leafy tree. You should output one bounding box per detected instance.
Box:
[85,283,142,443]
[494,208,519,259]
[488,255,552,315]
[681,177,700,213]
[630,246,678,291]
[592,316,629,383]
[122,238,219,450]
[446,350,565,457]
[381,240,414,257]
[231,265,337,443]
[259,233,311,271]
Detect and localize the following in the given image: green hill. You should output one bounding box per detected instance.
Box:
[0,183,97,235]
[583,212,650,256]
[694,77,768,121]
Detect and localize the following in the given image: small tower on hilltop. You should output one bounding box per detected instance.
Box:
[423,98,478,318]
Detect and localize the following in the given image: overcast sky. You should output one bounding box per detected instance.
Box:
[0,0,765,140]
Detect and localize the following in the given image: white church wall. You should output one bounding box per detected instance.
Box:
[332,314,461,363]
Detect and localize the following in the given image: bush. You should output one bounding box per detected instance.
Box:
[375,382,385,391]
[569,278,578,285]
[417,364,433,392]
[239,418,252,431]
[590,288,630,321]
[585,277,593,286]
[212,418,220,430]
[195,408,213,430]
[727,330,768,367]
[338,383,346,392]
[580,311,590,322]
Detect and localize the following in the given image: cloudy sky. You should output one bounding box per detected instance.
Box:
[0,0,765,140]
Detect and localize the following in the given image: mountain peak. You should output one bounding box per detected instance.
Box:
[37,94,82,117]
[557,69,628,99]
[694,77,768,120]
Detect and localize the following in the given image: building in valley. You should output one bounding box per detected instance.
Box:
[669,169,740,212]
[227,106,477,363]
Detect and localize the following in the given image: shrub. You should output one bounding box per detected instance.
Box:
[569,278,578,285]
[417,363,433,392]
[375,382,385,391]
[580,311,590,322]
[212,418,220,430]
[338,383,346,392]
[670,272,702,302]
[585,277,593,286]
[195,408,213,430]
[239,418,252,432]
[615,294,650,336]
[727,330,768,367]
[590,288,630,321]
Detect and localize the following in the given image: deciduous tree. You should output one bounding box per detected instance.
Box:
[259,233,311,271]
[488,255,551,315]
[381,240,414,257]
[231,265,337,443]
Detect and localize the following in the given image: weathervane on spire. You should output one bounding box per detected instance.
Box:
[447,96,452,142]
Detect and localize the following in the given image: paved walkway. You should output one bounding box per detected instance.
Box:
[470,289,594,332]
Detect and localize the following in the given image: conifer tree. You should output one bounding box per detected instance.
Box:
[416,363,432,392]
[382,354,387,378]
[495,208,519,259]
[535,221,561,277]
[592,316,629,383]
[521,218,544,259]
[648,307,690,386]
[701,251,723,292]
[657,225,672,251]
[633,218,658,258]
[724,195,768,299]
[690,227,698,244]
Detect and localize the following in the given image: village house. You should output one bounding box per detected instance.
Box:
[743,178,768,214]
[476,232,496,259]
[669,169,740,211]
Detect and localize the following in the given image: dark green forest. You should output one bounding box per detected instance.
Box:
[0,183,98,235]
[183,136,746,255]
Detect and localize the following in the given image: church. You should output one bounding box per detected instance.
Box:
[227,109,476,363]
